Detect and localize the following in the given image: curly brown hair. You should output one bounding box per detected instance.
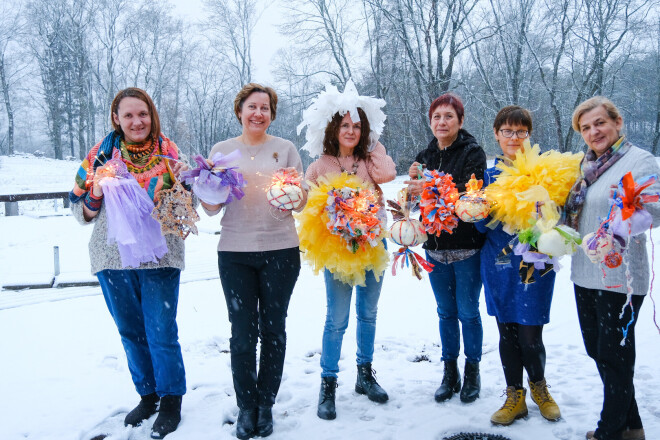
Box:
[322,108,371,160]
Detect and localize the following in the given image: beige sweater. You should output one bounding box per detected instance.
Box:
[204,136,305,252]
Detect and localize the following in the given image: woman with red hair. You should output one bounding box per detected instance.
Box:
[406,93,487,404]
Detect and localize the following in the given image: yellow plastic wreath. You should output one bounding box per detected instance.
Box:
[295,173,390,286]
[484,143,583,233]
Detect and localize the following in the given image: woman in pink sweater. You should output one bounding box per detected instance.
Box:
[301,81,396,421]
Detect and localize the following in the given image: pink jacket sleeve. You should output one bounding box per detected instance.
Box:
[366,142,397,184]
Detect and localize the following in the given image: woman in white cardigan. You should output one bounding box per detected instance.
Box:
[565,96,660,440]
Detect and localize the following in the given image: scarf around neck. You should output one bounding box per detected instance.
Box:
[563,137,628,229]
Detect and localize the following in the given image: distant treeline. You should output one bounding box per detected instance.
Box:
[0,0,658,172]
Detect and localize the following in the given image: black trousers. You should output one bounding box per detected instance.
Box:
[574,284,644,440]
[218,248,301,409]
[496,321,545,389]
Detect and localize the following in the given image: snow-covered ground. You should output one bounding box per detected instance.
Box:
[1,154,659,440]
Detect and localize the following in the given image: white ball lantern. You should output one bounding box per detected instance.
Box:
[389,218,427,247]
[454,194,490,222]
[267,184,304,211]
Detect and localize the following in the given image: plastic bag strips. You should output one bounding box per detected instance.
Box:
[295,173,389,287]
[485,143,582,233]
[181,150,246,205]
[419,170,459,235]
[100,159,168,268]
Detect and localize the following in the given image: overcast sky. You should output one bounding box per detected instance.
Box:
[171,0,285,84]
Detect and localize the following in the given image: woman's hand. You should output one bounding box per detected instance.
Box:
[403,179,424,196]
[170,159,188,178]
[408,162,424,179]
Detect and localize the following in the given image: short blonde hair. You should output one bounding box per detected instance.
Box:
[572,96,622,132]
[233,83,278,123]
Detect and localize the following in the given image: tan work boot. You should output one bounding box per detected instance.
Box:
[490,386,528,426]
[528,378,561,421]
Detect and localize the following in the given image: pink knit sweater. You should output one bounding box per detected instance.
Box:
[304,143,397,205]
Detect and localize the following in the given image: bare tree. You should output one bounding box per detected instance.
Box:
[0,1,26,155]
[526,0,582,150]
[203,0,259,90]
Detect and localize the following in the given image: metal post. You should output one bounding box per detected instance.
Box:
[53,246,61,276]
[5,201,18,216]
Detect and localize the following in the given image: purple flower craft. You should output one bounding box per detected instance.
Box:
[181,150,246,205]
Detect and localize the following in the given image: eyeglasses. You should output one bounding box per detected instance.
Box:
[499,129,529,139]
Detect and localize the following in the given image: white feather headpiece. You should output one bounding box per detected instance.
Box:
[297,79,387,158]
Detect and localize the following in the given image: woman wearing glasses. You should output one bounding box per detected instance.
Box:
[405,93,487,404]
[476,106,561,426]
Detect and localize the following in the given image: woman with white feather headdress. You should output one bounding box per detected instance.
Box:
[296,80,396,421]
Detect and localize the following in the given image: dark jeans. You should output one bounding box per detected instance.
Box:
[218,248,301,409]
[574,284,644,440]
[97,268,186,397]
[496,321,545,389]
[426,251,483,363]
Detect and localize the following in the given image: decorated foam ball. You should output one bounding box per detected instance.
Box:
[389,218,427,247]
[267,184,303,210]
[581,232,614,264]
[536,228,576,257]
[604,249,623,268]
[454,194,490,222]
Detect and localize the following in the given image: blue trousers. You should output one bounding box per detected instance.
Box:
[426,251,483,363]
[97,268,186,397]
[218,248,301,409]
[320,268,384,378]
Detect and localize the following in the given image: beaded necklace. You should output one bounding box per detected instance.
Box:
[335,155,359,175]
[119,138,162,173]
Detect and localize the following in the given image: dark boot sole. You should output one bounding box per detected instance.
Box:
[460,392,480,403]
[355,384,389,403]
[434,381,461,402]
[256,426,273,437]
[317,410,336,420]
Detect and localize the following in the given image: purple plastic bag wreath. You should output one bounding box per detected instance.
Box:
[99,159,168,268]
[181,150,246,205]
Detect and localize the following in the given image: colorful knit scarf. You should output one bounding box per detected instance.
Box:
[70,131,179,203]
[563,137,629,229]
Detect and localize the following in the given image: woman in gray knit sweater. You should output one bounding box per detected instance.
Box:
[69,88,189,439]
[565,96,660,440]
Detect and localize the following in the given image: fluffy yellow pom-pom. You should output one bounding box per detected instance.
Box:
[484,144,583,232]
[295,173,390,287]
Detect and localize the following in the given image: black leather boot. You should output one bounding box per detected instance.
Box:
[355,363,389,403]
[150,395,182,439]
[317,377,337,420]
[235,408,258,439]
[460,361,481,403]
[434,360,461,402]
[255,406,273,437]
[124,392,159,427]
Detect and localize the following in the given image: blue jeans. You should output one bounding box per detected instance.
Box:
[426,251,483,363]
[320,268,384,378]
[97,268,186,397]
